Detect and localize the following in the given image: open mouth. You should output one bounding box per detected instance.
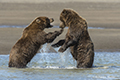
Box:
[49,24,53,27]
[47,18,54,28]
[46,23,53,28]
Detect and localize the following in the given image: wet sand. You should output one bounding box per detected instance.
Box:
[0,28,120,54]
[0,1,120,54]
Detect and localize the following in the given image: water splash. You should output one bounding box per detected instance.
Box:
[1,52,120,80]
[39,43,51,53]
[49,45,77,68]
[28,43,77,69]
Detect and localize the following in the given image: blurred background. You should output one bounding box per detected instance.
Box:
[0,0,120,28]
[0,0,120,54]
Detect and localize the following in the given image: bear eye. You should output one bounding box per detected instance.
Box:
[62,10,70,15]
[36,19,41,23]
[62,10,66,14]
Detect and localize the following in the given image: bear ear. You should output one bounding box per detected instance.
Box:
[62,10,67,14]
[36,19,41,23]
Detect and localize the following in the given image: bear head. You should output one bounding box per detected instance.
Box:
[59,9,79,28]
[31,17,54,30]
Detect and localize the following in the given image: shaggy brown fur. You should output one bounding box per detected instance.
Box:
[9,17,63,68]
[52,9,94,68]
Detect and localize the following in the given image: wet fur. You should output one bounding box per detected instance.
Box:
[9,17,63,68]
[52,9,94,68]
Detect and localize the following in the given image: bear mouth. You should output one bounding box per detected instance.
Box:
[46,18,54,28]
[49,24,53,28]
[46,23,53,28]
[48,18,54,28]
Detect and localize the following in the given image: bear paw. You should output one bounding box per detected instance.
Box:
[58,47,66,52]
[51,44,59,48]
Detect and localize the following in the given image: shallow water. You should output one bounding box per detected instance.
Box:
[0,25,119,79]
[0,48,120,80]
[0,25,104,29]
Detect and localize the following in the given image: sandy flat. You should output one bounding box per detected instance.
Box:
[0,28,120,55]
[0,2,120,28]
[0,1,120,54]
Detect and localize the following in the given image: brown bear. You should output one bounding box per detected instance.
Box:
[8,17,63,68]
[52,9,94,68]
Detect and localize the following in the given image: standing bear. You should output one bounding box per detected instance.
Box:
[52,9,94,68]
[9,17,63,68]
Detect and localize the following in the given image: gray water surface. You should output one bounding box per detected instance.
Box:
[0,51,120,80]
[0,25,104,29]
